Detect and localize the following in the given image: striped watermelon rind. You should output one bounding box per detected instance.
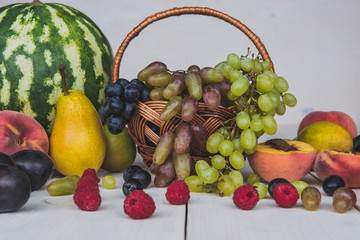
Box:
[0,1,113,133]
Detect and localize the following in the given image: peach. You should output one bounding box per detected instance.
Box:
[298,111,357,138]
[248,139,316,182]
[314,150,360,188]
[0,110,49,156]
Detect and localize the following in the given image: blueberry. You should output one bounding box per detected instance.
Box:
[122,179,143,196]
[101,101,112,118]
[123,165,142,181]
[123,101,137,121]
[129,170,151,189]
[268,178,289,197]
[124,84,140,101]
[140,87,151,102]
[130,78,145,92]
[116,78,130,88]
[105,82,123,98]
[353,135,360,152]
[322,175,345,196]
[108,96,124,115]
[107,115,126,134]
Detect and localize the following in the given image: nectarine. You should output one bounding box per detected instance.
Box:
[298,111,357,138]
[248,139,316,182]
[314,150,360,188]
[0,110,49,155]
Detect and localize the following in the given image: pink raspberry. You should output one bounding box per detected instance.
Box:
[123,190,156,219]
[73,168,101,211]
[81,168,100,183]
[165,180,190,205]
[73,187,101,211]
[273,183,299,208]
[233,184,259,210]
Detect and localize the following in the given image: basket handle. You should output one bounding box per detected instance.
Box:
[111,6,273,82]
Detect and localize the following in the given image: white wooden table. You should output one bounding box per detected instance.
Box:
[1,125,359,240]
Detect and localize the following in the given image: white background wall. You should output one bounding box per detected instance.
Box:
[1,0,360,137]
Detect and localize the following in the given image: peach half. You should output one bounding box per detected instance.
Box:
[314,150,360,188]
[248,139,316,182]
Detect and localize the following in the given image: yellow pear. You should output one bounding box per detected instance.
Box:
[295,121,353,152]
[50,64,106,176]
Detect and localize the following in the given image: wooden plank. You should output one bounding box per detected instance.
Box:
[186,162,360,240]
[0,157,186,240]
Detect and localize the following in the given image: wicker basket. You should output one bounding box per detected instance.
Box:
[111,7,273,168]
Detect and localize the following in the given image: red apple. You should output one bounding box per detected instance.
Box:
[298,111,357,138]
[314,150,360,188]
[0,110,49,155]
[248,139,316,182]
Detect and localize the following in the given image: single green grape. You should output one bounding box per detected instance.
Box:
[253,182,268,199]
[227,53,242,70]
[258,94,273,112]
[253,60,264,73]
[243,147,257,155]
[217,175,236,196]
[248,173,261,185]
[219,140,234,157]
[199,167,219,184]
[236,111,251,129]
[262,61,271,71]
[229,70,244,83]
[211,155,226,170]
[262,115,277,135]
[195,160,210,175]
[275,76,289,93]
[275,101,286,115]
[291,180,309,196]
[220,62,233,79]
[102,175,116,189]
[227,91,239,101]
[263,70,278,83]
[228,170,244,188]
[256,74,273,93]
[266,91,280,109]
[282,93,297,107]
[250,118,264,132]
[240,128,257,150]
[229,151,245,170]
[230,77,249,96]
[206,132,224,154]
[232,138,244,153]
[185,176,203,192]
[241,58,254,72]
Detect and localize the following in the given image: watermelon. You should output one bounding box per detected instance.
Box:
[0,0,113,133]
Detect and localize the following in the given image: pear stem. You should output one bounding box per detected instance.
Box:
[58,64,70,96]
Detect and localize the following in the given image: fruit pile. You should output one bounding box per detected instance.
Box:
[132,52,297,196]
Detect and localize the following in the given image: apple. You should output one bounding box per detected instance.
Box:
[0,110,49,156]
[314,150,360,188]
[298,111,357,138]
[248,139,316,182]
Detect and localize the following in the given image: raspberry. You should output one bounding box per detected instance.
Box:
[73,187,101,211]
[165,180,190,205]
[73,168,101,211]
[233,184,259,210]
[81,168,100,183]
[123,190,156,219]
[273,183,299,208]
